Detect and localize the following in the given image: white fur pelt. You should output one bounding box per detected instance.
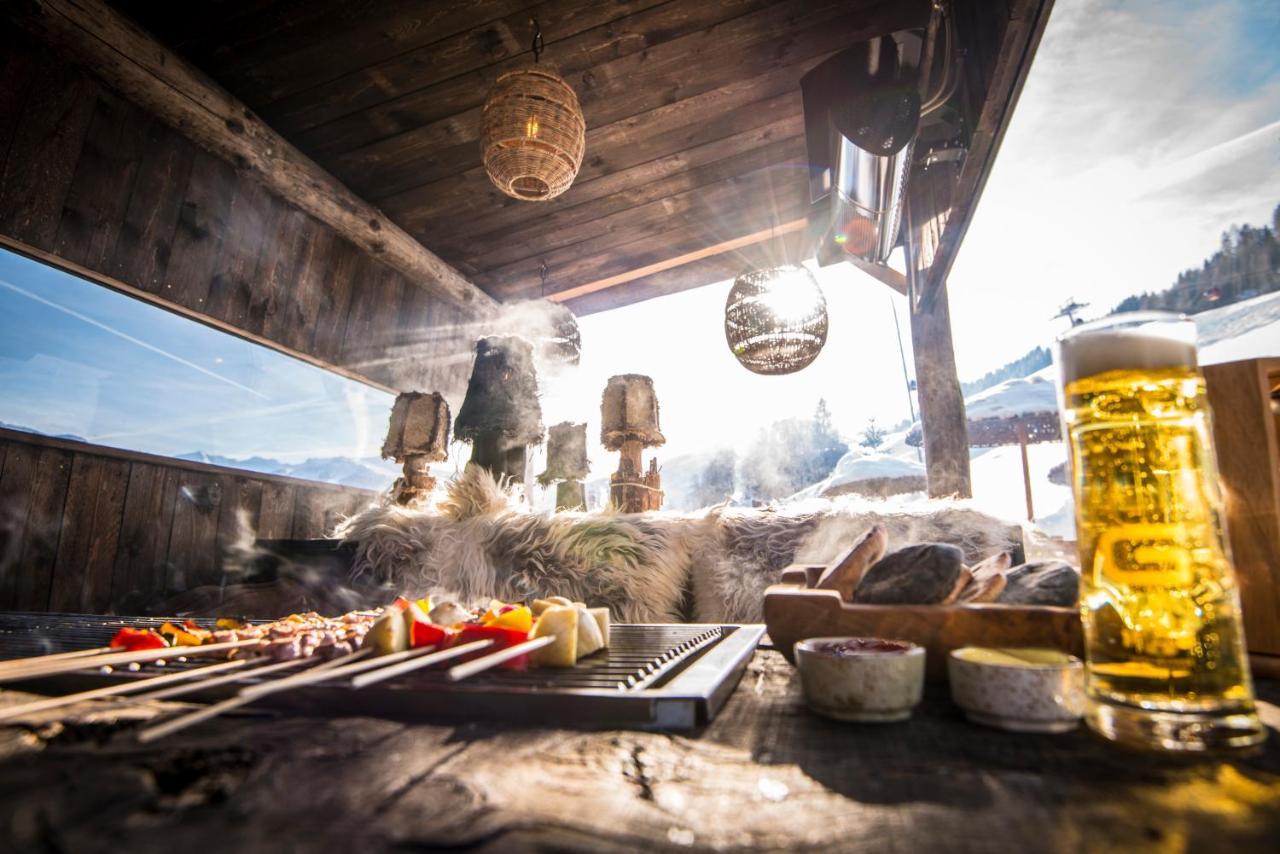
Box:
[338,466,1023,624]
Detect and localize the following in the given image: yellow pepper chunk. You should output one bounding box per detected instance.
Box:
[483,604,533,633]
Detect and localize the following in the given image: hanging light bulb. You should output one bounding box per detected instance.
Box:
[724,264,828,375]
[481,21,585,202]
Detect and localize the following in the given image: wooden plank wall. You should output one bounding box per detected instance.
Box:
[0,428,375,614]
[0,27,475,403]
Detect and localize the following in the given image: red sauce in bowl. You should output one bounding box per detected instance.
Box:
[810,638,913,656]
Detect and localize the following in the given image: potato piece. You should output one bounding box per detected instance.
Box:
[575,605,605,658]
[530,605,578,667]
[532,596,573,616]
[588,608,610,648]
[363,609,408,656]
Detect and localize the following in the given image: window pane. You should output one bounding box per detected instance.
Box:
[0,247,398,489]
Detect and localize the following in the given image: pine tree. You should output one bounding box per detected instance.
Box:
[859,418,886,449]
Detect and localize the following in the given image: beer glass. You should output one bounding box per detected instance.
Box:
[1056,313,1264,750]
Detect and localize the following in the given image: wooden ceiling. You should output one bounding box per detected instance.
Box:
[109,0,1005,314]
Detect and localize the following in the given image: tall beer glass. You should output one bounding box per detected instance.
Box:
[1057,313,1264,750]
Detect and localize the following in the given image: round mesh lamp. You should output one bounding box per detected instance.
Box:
[724,264,829,375]
[481,67,585,202]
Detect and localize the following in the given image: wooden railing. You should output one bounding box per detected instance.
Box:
[0,427,377,613]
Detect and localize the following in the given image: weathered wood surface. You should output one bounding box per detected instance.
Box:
[0,650,1278,852]
[0,25,477,397]
[1204,358,1280,656]
[15,0,495,315]
[94,0,1049,314]
[0,428,376,614]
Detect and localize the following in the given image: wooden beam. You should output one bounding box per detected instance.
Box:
[13,0,497,315]
[547,218,808,304]
[847,257,908,296]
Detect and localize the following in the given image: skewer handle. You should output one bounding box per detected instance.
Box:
[349,639,494,689]
[446,635,555,682]
[0,657,252,722]
[0,639,257,683]
[0,645,121,672]
[137,649,372,743]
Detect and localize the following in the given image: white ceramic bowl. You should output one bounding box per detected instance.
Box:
[795,637,925,723]
[948,647,1085,733]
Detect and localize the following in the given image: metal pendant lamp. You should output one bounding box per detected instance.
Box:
[724,263,828,375]
[481,21,585,202]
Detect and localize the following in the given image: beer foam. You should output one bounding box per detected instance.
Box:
[1058,317,1197,385]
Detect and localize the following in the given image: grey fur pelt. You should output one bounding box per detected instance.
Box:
[337,465,1024,623]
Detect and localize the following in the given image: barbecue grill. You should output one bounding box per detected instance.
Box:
[0,612,764,730]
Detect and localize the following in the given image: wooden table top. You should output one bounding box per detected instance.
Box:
[2,650,1279,852]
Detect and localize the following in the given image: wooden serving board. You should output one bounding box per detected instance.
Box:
[764,582,1083,680]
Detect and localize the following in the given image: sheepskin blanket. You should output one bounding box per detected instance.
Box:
[337,466,1023,624]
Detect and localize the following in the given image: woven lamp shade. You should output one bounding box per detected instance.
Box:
[724,265,828,375]
[481,67,585,202]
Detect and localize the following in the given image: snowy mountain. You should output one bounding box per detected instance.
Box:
[177,451,399,490]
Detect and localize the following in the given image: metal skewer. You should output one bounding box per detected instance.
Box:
[0,657,255,722]
[0,645,122,672]
[0,639,258,684]
[445,635,555,682]
[349,639,494,689]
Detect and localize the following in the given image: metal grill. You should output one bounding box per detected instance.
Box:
[0,612,764,729]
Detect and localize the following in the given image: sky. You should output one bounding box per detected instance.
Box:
[1,0,1277,479]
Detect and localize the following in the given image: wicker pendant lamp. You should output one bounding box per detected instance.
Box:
[481,21,585,202]
[724,263,829,375]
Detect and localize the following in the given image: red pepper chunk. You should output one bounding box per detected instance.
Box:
[110,627,168,651]
[410,621,449,649]
[453,624,532,670]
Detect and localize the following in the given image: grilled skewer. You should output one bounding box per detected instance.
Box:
[445,635,556,682]
[0,639,259,684]
[137,650,372,743]
[0,645,122,673]
[0,657,255,722]
[348,639,495,689]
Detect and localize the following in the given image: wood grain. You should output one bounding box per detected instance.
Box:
[1205,358,1280,655]
[0,428,377,614]
[16,0,495,313]
[0,27,473,398]
[1,648,1277,852]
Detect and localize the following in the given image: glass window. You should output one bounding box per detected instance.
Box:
[0,247,398,490]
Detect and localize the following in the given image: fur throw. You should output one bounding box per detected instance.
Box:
[337,465,1024,624]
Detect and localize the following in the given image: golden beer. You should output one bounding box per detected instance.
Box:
[1058,315,1264,750]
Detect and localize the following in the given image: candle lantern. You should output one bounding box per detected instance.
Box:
[381,391,451,507]
[601,374,665,512]
[538,422,590,510]
[454,336,545,484]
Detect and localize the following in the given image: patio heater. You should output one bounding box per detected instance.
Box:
[802,14,942,266]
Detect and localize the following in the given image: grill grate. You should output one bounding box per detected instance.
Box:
[0,612,764,729]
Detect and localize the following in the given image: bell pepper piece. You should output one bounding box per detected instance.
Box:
[453,624,533,670]
[159,621,207,646]
[110,627,168,652]
[487,604,532,634]
[411,621,449,649]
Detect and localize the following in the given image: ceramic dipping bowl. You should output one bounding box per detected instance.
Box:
[794,637,925,723]
[948,647,1085,733]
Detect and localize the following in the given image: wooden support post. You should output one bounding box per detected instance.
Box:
[1017,422,1034,521]
[907,284,971,498]
[903,161,971,499]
